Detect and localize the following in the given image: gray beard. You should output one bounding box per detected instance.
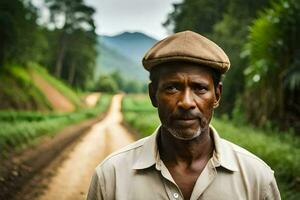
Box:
[164,126,203,141]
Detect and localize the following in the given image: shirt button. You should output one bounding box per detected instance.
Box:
[173,193,179,199]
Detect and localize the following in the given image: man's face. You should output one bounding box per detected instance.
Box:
[149,62,222,140]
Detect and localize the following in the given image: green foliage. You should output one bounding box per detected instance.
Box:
[122,94,154,112]
[122,94,159,137]
[164,0,269,117]
[0,94,112,154]
[0,0,47,66]
[68,30,97,89]
[212,118,300,200]
[44,0,97,89]
[164,0,227,34]
[122,80,147,94]
[94,71,148,94]
[0,63,85,111]
[0,0,97,90]
[95,74,119,93]
[96,42,145,81]
[244,0,300,88]
[0,65,52,110]
[31,63,82,108]
[243,0,300,130]
[163,0,300,132]
[122,94,300,199]
[45,0,95,32]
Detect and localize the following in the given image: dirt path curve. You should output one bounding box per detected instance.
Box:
[31,71,75,112]
[36,94,135,200]
[84,92,101,107]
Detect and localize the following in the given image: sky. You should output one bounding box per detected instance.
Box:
[85,0,181,40]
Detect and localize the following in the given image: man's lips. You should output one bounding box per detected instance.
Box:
[173,118,198,126]
[175,118,197,120]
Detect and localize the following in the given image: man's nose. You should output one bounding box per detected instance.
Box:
[178,89,196,110]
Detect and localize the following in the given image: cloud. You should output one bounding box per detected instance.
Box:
[85,0,181,39]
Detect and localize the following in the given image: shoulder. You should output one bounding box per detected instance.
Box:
[226,139,271,167]
[221,139,274,181]
[223,139,281,198]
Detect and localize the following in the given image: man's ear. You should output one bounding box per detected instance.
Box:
[213,82,222,108]
[148,83,158,107]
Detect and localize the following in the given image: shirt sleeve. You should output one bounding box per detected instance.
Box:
[87,171,104,200]
[263,173,281,200]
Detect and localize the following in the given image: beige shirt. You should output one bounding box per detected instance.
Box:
[87,126,281,200]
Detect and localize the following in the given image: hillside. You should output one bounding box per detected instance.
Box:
[96,32,157,81]
[95,43,143,80]
[0,64,81,111]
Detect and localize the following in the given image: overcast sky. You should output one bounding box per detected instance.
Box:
[85,0,181,40]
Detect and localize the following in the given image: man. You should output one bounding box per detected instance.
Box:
[87,31,281,200]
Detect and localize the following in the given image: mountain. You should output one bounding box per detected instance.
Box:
[96,32,158,81]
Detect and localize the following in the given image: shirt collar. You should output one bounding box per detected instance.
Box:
[132,125,239,172]
[132,127,160,170]
[210,126,239,172]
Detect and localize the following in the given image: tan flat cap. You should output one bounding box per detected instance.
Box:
[142,31,230,74]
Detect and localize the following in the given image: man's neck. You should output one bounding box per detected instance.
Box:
[158,126,214,166]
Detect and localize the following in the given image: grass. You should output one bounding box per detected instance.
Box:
[0,65,53,110]
[122,94,300,200]
[0,94,112,154]
[122,94,159,137]
[30,63,82,108]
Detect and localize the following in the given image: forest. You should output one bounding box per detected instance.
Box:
[1,0,299,132]
[0,0,299,199]
[164,0,300,133]
[0,0,97,89]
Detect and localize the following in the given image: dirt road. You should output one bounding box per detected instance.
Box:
[84,93,101,107]
[25,94,135,200]
[31,71,75,112]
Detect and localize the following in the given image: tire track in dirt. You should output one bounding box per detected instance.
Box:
[31,94,135,200]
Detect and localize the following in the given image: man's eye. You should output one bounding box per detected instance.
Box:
[165,85,178,92]
[194,86,207,93]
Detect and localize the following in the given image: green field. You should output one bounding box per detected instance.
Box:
[122,94,300,200]
[0,94,112,155]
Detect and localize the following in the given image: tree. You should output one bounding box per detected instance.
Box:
[243,0,300,131]
[0,0,47,67]
[163,0,269,116]
[62,29,97,89]
[211,0,269,114]
[45,0,96,78]
[163,0,227,34]
[95,75,119,93]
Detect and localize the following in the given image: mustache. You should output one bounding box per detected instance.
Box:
[170,110,208,128]
[171,110,205,120]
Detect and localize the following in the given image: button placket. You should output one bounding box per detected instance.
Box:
[159,159,183,200]
[161,177,183,200]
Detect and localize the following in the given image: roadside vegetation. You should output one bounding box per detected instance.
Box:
[31,64,82,108]
[94,71,147,94]
[0,65,52,111]
[122,94,300,200]
[0,94,112,156]
[0,64,82,111]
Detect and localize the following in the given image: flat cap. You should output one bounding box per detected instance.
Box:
[142,30,230,74]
